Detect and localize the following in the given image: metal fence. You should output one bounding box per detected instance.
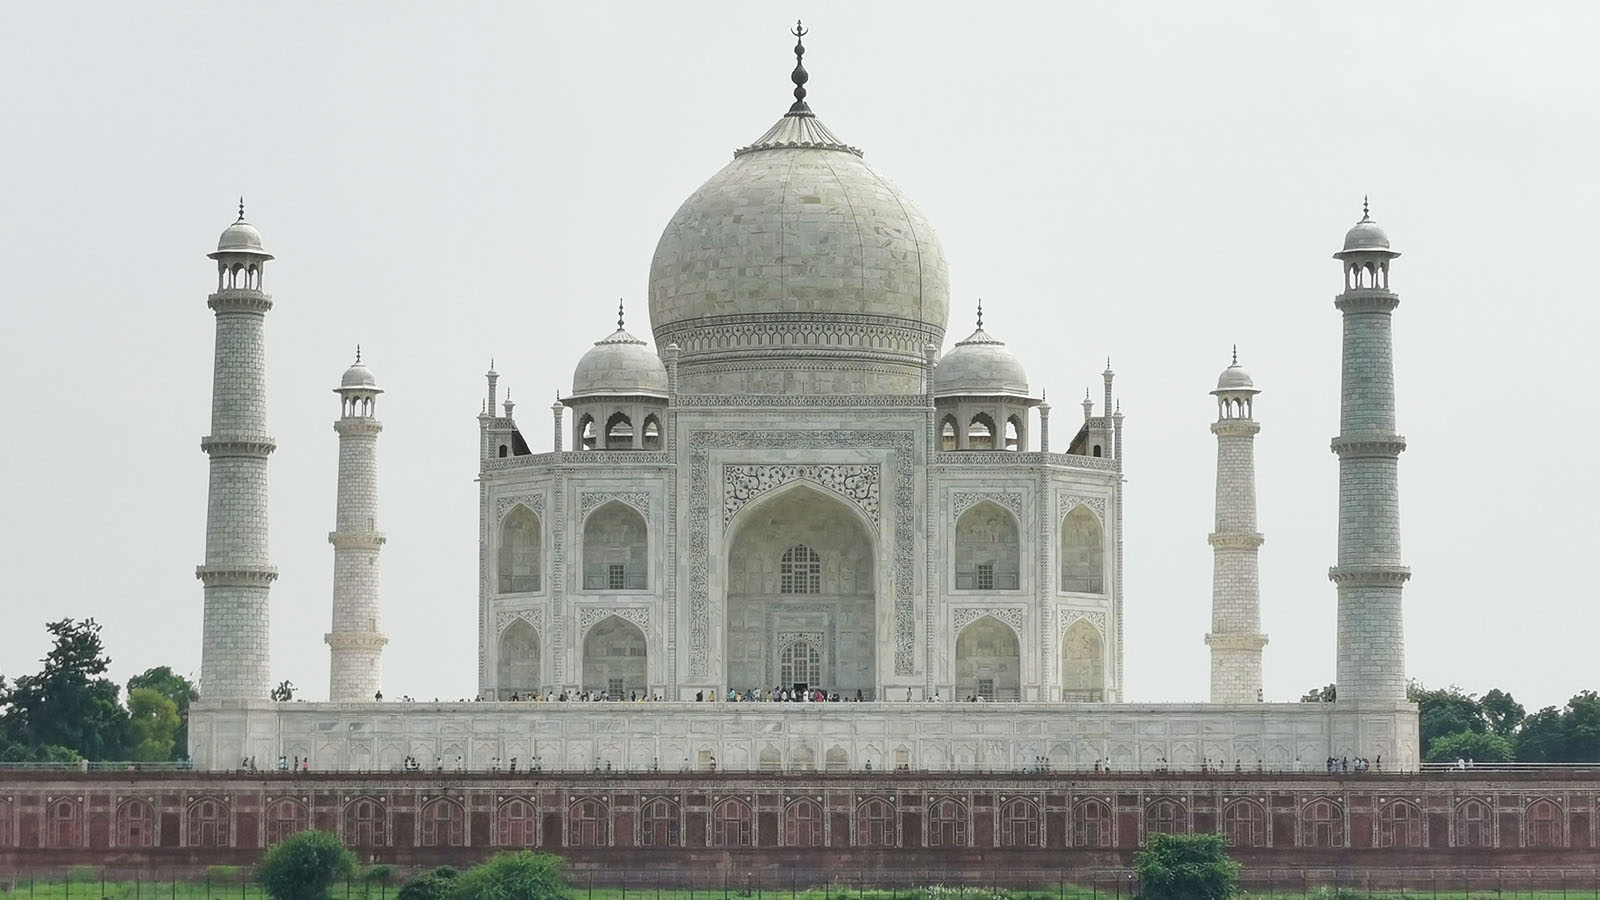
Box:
[3,867,1600,898]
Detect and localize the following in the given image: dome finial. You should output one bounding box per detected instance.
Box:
[618,298,625,331]
[976,298,983,329]
[1231,344,1238,366]
[355,344,362,364]
[788,20,811,115]
[237,196,246,222]
[1361,195,1371,222]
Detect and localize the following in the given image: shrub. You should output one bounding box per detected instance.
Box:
[397,867,460,900]
[1133,832,1240,900]
[450,852,569,900]
[256,830,358,900]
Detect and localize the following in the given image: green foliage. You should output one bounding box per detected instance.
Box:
[1133,832,1239,900]
[450,852,570,900]
[255,830,357,900]
[126,688,180,761]
[1424,730,1514,763]
[0,618,129,760]
[396,867,459,900]
[1408,684,1485,757]
[1480,688,1525,737]
[361,865,397,884]
[128,666,198,758]
[1516,693,1600,762]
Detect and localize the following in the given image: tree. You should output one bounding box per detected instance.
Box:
[1408,684,1484,757]
[450,852,570,900]
[1480,689,1525,737]
[1516,706,1566,762]
[396,867,458,900]
[1,619,129,760]
[270,680,296,702]
[1517,692,1600,763]
[1425,730,1514,763]
[256,830,357,900]
[125,688,181,761]
[128,667,198,758]
[1133,833,1240,900]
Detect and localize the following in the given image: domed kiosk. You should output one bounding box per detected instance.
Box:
[648,26,948,395]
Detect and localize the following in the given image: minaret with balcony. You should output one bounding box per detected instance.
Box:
[1205,348,1268,702]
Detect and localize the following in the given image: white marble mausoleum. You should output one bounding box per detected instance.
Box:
[187,27,1419,773]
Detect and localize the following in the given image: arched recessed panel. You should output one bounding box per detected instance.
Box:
[582,501,647,591]
[956,615,1020,701]
[955,501,1019,591]
[497,619,541,698]
[581,616,646,700]
[1060,505,1104,593]
[967,413,996,450]
[725,486,876,698]
[1060,619,1105,701]
[940,416,958,451]
[498,505,541,593]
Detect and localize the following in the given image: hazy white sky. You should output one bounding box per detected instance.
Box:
[2,2,1596,711]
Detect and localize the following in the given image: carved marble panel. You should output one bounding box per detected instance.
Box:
[950,491,1024,520]
[722,464,880,527]
[952,606,1026,637]
[495,494,545,522]
[495,608,545,635]
[578,491,650,520]
[1057,494,1106,523]
[687,430,917,677]
[577,606,651,641]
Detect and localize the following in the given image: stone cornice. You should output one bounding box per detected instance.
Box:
[201,436,277,457]
[334,419,383,436]
[673,394,932,409]
[933,451,1121,472]
[482,451,674,472]
[1204,632,1269,651]
[207,291,274,314]
[328,531,386,549]
[1333,290,1400,313]
[1211,421,1260,437]
[1331,435,1407,458]
[196,565,279,586]
[323,632,389,651]
[1328,564,1411,587]
[1208,532,1264,549]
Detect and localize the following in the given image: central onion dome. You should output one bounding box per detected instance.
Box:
[648,25,949,395]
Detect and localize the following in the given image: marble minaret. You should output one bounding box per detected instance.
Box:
[1330,200,1410,703]
[326,350,388,701]
[197,203,277,700]
[1205,349,1268,702]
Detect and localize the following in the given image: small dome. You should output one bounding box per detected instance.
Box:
[341,361,378,389]
[218,220,265,252]
[571,327,669,398]
[1342,218,1390,253]
[1216,364,1255,391]
[934,326,1030,397]
[209,204,274,260]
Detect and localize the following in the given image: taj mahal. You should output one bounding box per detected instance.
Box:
[186,27,1419,773]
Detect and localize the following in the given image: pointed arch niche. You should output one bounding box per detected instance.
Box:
[955,615,1020,700]
[724,484,877,697]
[954,501,1020,591]
[497,618,541,698]
[581,501,647,592]
[1059,504,1105,594]
[1060,619,1105,701]
[498,505,542,594]
[581,615,646,699]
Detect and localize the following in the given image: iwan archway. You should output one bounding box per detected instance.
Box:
[723,484,878,698]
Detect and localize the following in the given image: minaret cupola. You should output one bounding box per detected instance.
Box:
[209,198,274,291]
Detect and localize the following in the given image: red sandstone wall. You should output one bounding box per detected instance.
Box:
[0,771,1595,880]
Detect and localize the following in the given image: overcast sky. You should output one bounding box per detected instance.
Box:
[2,2,1596,712]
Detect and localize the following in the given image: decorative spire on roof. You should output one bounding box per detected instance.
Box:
[976,298,984,329]
[355,344,362,364]
[237,197,246,222]
[1361,195,1371,222]
[618,299,625,331]
[789,20,811,116]
[1231,344,1238,366]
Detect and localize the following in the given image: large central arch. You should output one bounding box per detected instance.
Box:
[724,484,877,697]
